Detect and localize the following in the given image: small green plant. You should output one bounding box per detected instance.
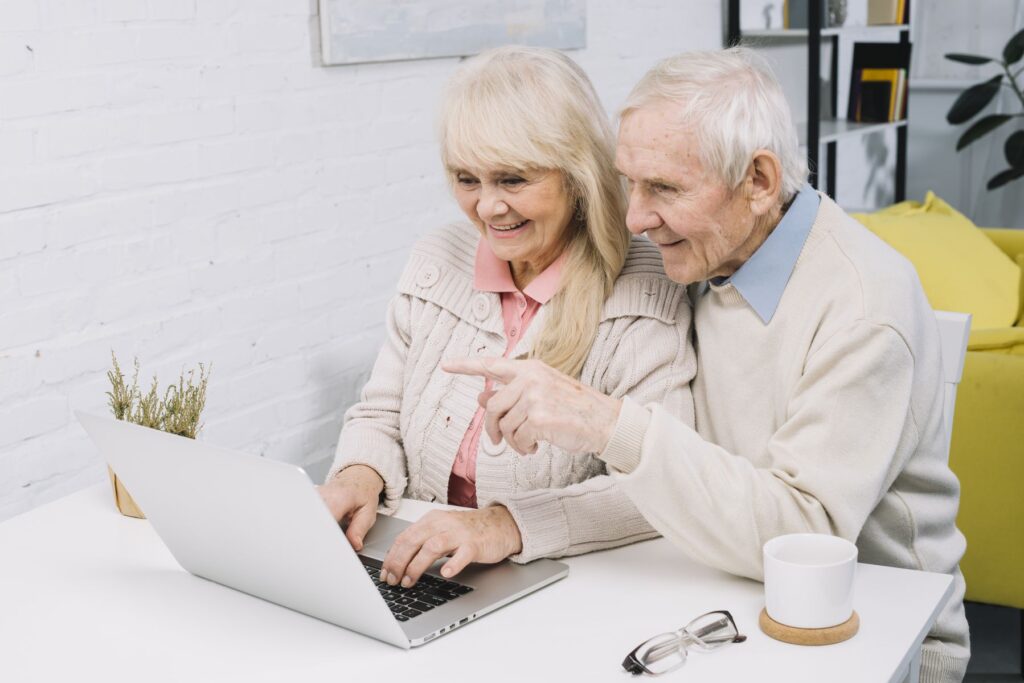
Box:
[945,27,1024,189]
[106,352,211,439]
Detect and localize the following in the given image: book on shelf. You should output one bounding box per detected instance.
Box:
[893,68,906,119]
[856,79,891,122]
[850,68,907,122]
[867,0,909,25]
[847,41,912,122]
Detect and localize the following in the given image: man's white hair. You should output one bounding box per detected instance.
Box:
[621,47,807,202]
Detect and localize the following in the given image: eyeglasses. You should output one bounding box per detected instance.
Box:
[622,610,747,676]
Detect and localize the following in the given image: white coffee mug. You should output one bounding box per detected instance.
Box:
[763,533,858,629]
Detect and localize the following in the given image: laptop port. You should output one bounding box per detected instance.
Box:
[459,617,469,625]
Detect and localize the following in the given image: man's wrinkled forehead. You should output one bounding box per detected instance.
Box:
[619,98,693,136]
[616,104,700,172]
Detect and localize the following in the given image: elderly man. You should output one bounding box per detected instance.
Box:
[446,48,969,682]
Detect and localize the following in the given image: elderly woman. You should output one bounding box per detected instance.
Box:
[318,46,693,589]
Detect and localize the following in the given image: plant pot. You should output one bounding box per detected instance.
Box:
[108,466,145,519]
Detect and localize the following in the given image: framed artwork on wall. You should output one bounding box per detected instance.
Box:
[318,0,586,66]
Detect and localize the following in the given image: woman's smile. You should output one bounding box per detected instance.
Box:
[488,219,531,238]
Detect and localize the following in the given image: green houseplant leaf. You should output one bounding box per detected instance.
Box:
[956,114,1013,150]
[1003,27,1024,65]
[947,75,1005,124]
[949,28,1024,191]
[945,53,996,65]
[1005,130,1024,167]
[987,167,1024,189]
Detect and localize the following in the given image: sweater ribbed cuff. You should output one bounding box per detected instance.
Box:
[598,397,651,474]
[919,639,970,683]
[326,431,408,515]
[501,491,570,564]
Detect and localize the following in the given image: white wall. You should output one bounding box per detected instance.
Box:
[0,1,722,521]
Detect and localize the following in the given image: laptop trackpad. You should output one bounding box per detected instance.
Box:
[356,514,411,560]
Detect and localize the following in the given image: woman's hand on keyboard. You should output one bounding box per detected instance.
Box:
[379,507,523,588]
[316,464,385,551]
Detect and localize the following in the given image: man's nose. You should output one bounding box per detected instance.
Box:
[625,193,659,236]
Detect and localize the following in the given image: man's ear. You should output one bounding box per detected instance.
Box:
[745,149,783,217]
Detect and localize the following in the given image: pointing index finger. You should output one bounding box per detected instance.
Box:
[442,357,520,384]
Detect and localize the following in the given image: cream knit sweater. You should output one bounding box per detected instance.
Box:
[600,195,969,683]
[327,222,694,562]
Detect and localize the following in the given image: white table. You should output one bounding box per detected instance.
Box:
[0,484,952,683]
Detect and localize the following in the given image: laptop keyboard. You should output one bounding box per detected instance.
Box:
[360,557,473,622]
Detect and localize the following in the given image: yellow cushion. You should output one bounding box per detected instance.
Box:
[967,327,1024,355]
[852,192,1020,330]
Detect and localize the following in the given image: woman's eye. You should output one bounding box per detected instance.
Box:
[500,176,525,187]
[456,176,479,186]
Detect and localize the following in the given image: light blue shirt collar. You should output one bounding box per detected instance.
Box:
[699,184,820,324]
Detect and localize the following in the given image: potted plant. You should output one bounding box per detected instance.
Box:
[105,353,210,518]
[945,28,1024,189]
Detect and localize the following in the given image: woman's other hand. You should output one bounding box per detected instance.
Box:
[379,507,523,587]
[316,464,384,551]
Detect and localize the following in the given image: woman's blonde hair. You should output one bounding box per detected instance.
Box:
[439,46,629,378]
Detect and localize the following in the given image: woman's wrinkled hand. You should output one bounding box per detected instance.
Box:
[379,506,523,587]
[316,464,384,551]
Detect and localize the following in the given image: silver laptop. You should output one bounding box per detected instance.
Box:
[77,412,568,649]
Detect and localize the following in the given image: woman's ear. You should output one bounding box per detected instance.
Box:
[746,149,783,217]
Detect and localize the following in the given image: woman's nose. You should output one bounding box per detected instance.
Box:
[477,187,509,221]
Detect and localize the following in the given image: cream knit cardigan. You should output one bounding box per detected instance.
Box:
[327,222,695,562]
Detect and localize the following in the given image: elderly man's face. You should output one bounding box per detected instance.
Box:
[616,102,763,285]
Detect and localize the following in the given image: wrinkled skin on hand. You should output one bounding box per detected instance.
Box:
[317,464,384,551]
[378,506,523,587]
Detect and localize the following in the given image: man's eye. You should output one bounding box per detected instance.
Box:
[652,183,675,193]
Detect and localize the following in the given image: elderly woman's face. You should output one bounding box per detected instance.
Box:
[451,165,574,273]
[616,103,763,285]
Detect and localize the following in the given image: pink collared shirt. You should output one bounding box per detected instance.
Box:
[447,241,565,507]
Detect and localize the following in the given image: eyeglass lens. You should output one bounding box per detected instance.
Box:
[684,611,740,649]
[632,632,688,676]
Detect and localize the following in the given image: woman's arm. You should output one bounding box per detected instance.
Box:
[325,293,414,514]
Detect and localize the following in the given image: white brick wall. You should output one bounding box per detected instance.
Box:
[0,0,721,521]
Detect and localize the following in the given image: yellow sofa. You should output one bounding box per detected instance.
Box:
[853,194,1024,610]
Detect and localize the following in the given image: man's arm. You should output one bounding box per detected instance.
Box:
[603,320,916,579]
[447,319,917,580]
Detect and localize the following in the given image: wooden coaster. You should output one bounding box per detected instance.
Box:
[759,608,859,646]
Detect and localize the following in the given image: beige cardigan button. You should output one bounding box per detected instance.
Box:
[481,433,505,457]
[471,293,491,320]
[415,264,440,288]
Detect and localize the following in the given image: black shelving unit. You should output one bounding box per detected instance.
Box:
[727,1,910,204]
